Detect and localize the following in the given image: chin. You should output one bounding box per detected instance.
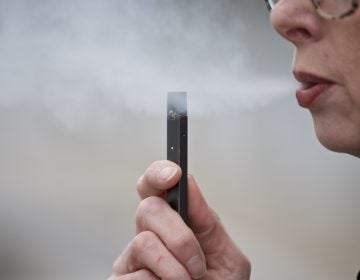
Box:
[313,119,360,157]
[317,135,360,157]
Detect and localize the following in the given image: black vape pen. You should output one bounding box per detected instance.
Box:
[167,92,188,224]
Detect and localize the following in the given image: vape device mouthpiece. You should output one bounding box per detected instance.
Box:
[167,92,187,118]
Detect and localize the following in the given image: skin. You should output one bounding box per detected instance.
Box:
[109,1,360,279]
[109,160,251,279]
[270,0,360,156]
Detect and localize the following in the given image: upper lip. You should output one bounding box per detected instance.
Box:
[293,71,335,86]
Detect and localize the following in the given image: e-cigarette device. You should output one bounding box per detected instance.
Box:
[167,92,188,224]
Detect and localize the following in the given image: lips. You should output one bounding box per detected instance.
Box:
[293,71,335,108]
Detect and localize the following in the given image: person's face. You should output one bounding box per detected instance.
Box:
[269,0,360,156]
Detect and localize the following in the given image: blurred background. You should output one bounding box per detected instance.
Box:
[0,0,359,279]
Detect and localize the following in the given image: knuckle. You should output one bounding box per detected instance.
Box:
[136,196,164,225]
[135,174,144,192]
[111,261,118,274]
[132,231,159,254]
[111,252,128,275]
[209,207,222,225]
[170,230,195,253]
[140,270,159,280]
[240,256,252,279]
[230,249,251,279]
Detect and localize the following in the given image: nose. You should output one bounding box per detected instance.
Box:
[270,0,323,46]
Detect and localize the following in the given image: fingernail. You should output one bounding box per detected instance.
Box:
[158,166,176,181]
[186,255,206,279]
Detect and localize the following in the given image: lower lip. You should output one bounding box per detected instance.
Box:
[296,83,334,108]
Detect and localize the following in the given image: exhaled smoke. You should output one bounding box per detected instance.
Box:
[0,0,294,130]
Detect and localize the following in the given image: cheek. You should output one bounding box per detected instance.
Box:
[342,49,360,110]
[346,78,360,110]
[333,29,360,109]
[330,42,360,111]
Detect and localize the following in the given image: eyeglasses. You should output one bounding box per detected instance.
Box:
[265,0,359,20]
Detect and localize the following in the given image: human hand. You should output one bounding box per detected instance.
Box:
[108,160,251,280]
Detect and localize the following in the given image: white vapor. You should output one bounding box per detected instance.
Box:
[0,0,295,130]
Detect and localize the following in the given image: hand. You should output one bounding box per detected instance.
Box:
[108,160,251,280]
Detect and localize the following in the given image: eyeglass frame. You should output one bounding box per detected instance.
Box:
[264,0,359,20]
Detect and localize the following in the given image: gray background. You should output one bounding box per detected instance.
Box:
[0,0,359,279]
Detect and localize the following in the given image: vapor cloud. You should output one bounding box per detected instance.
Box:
[0,0,294,129]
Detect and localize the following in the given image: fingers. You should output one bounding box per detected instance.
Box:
[136,160,182,199]
[136,196,207,279]
[134,160,250,278]
[108,269,159,280]
[112,231,191,280]
[136,160,232,256]
[135,160,207,279]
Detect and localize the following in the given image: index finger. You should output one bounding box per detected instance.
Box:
[136,160,182,199]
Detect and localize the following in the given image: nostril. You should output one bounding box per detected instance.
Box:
[286,28,312,42]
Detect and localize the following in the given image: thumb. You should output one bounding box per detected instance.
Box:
[187,175,250,269]
[187,175,230,255]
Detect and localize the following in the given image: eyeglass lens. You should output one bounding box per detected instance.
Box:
[267,0,356,18]
[314,0,354,18]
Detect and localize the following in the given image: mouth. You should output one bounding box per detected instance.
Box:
[293,71,335,108]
